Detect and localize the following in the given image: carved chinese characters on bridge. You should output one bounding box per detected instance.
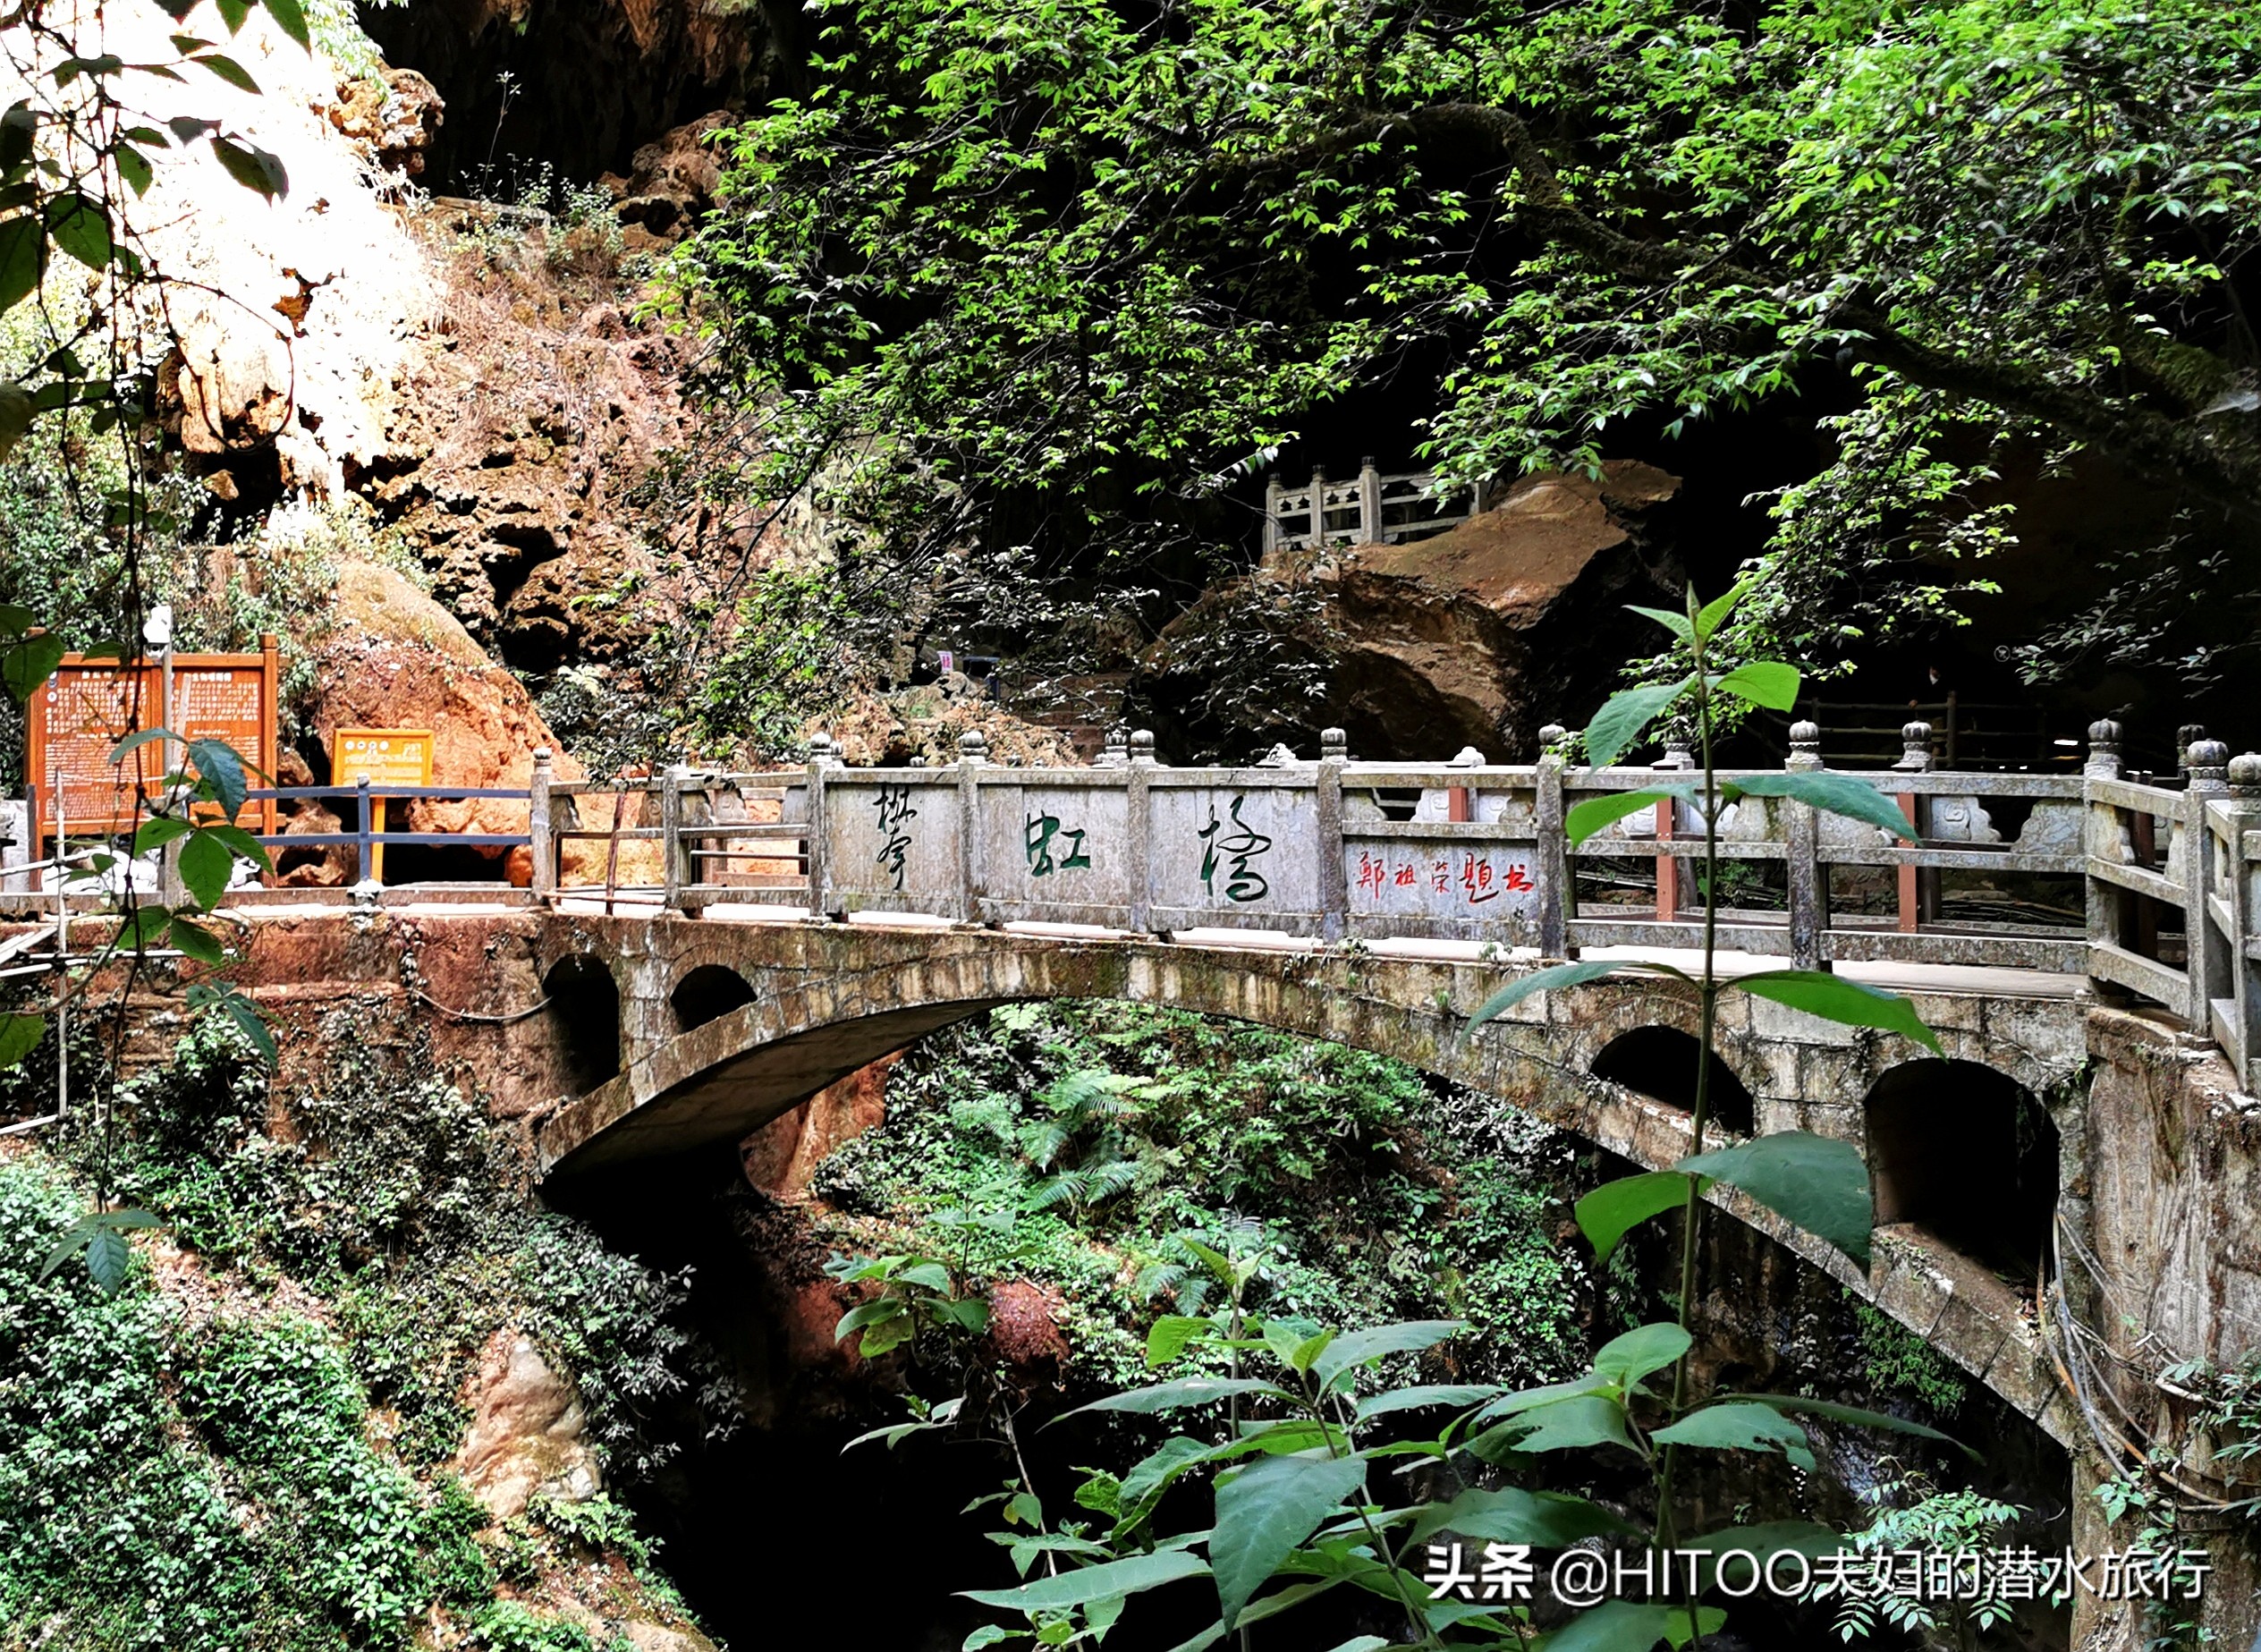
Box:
[1343,837,1538,929]
[873,784,918,891]
[1198,795,1273,902]
[1024,810,1092,877]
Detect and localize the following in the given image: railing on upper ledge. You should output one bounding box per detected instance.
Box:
[1263,460,1483,554]
[526,718,2261,1091]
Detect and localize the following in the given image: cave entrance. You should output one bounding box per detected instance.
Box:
[1590,1026,1757,1135]
[543,954,621,1095]
[1865,1060,2058,1280]
[671,965,756,1033]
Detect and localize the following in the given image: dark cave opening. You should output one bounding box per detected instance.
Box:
[1591,1025,1759,1136]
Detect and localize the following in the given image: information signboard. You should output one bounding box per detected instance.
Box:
[25,637,278,838]
[334,727,433,881]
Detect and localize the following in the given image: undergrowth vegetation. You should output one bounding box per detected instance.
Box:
[813,1000,1619,1392]
[0,1014,725,1650]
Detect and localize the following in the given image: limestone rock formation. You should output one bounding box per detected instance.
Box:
[605,110,732,239]
[453,1329,601,1520]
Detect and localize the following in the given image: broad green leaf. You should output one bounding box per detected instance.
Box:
[0,1011,44,1066]
[1409,1486,1634,1546]
[834,1299,905,1342]
[1287,1327,1334,1372]
[0,216,38,311]
[1494,1394,1639,1457]
[1677,1131,1874,1267]
[123,904,174,946]
[3,633,64,703]
[1118,1435,1214,1521]
[261,0,310,49]
[1713,661,1800,711]
[1625,604,1694,643]
[962,1547,1210,1612]
[0,380,28,460]
[1728,970,1940,1054]
[1575,1171,1703,1264]
[214,0,251,30]
[210,134,285,197]
[0,604,32,635]
[1715,1394,1971,1455]
[1545,1600,1680,1652]
[178,829,233,910]
[1147,1313,1213,1367]
[132,816,192,854]
[43,192,111,268]
[1211,1453,1367,1627]
[185,737,249,817]
[85,1223,131,1292]
[191,52,259,93]
[897,1260,952,1292]
[111,727,176,761]
[1591,1321,1691,1393]
[168,916,225,964]
[1652,1401,1816,1469]
[1565,784,1698,847]
[1468,1373,1612,1424]
[1351,1383,1505,1424]
[1468,961,1624,1030]
[1586,678,1689,767]
[1694,578,1754,642]
[1732,771,1916,843]
[1067,1377,1289,1417]
[187,982,275,1064]
[197,821,273,872]
[1665,1608,1728,1648]
[1311,1318,1461,1391]
[930,1294,988,1334]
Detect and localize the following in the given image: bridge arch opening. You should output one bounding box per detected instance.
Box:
[543,954,621,1096]
[1865,1059,2058,1279]
[1590,1027,1757,1135]
[671,965,757,1033]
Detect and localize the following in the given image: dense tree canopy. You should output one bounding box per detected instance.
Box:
[682,0,2261,687]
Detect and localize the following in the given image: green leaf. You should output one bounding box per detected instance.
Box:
[0,216,38,312]
[1564,785,1698,848]
[962,1548,1209,1613]
[209,134,285,197]
[3,633,64,702]
[1728,970,1940,1054]
[85,1222,132,1293]
[132,816,192,854]
[1625,604,1695,644]
[185,736,249,817]
[1713,661,1800,711]
[1467,961,1625,1031]
[0,604,31,635]
[1591,1321,1691,1394]
[1677,1131,1874,1267]
[1351,1383,1504,1424]
[1211,1453,1367,1627]
[1322,1640,1388,1652]
[43,192,111,268]
[1311,1319,1461,1391]
[1732,771,1916,843]
[1545,1600,1680,1652]
[1694,578,1754,642]
[1409,1487,1634,1546]
[0,1012,44,1066]
[1067,1377,1290,1418]
[261,0,310,47]
[897,1260,952,1292]
[168,916,225,964]
[196,821,273,872]
[0,380,29,460]
[1715,1394,1972,1455]
[187,981,275,1064]
[1118,1436,1215,1521]
[191,53,259,93]
[1585,678,1690,767]
[1147,1313,1213,1367]
[178,830,233,910]
[115,144,154,196]
[214,0,251,30]
[1496,1394,1639,1457]
[1652,1401,1815,1469]
[1575,1171,1703,1264]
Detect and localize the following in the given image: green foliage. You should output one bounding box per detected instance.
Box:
[813,1000,1593,1392]
[1818,1468,2027,1643]
[679,0,2261,684]
[1850,1302,1969,1418]
[685,561,854,761]
[466,1602,599,1652]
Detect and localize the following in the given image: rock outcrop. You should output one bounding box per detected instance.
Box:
[453,1329,602,1520]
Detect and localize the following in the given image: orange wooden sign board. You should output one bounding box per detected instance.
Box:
[334,727,433,883]
[26,638,279,836]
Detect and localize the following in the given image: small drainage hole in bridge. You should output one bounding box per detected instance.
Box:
[543,955,622,1094]
[1866,1060,2058,1281]
[1590,1027,1757,1135]
[671,965,756,1032]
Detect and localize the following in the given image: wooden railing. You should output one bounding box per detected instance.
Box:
[518,718,2261,1089]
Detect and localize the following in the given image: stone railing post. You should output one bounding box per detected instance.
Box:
[1310,467,1329,545]
[529,748,555,901]
[660,761,692,913]
[1318,728,1348,941]
[1534,723,1572,961]
[807,733,841,921]
[2083,718,2126,970]
[1893,720,1933,931]
[1128,730,1156,935]
[1358,457,1382,545]
[2183,738,2231,1030]
[1263,473,1283,556]
[1099,726,1128,767]
[955,730,986,925]
[1784,719,1826,970]
[2223,755,2261,1087]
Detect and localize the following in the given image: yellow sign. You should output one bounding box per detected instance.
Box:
[334,728,432,882]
